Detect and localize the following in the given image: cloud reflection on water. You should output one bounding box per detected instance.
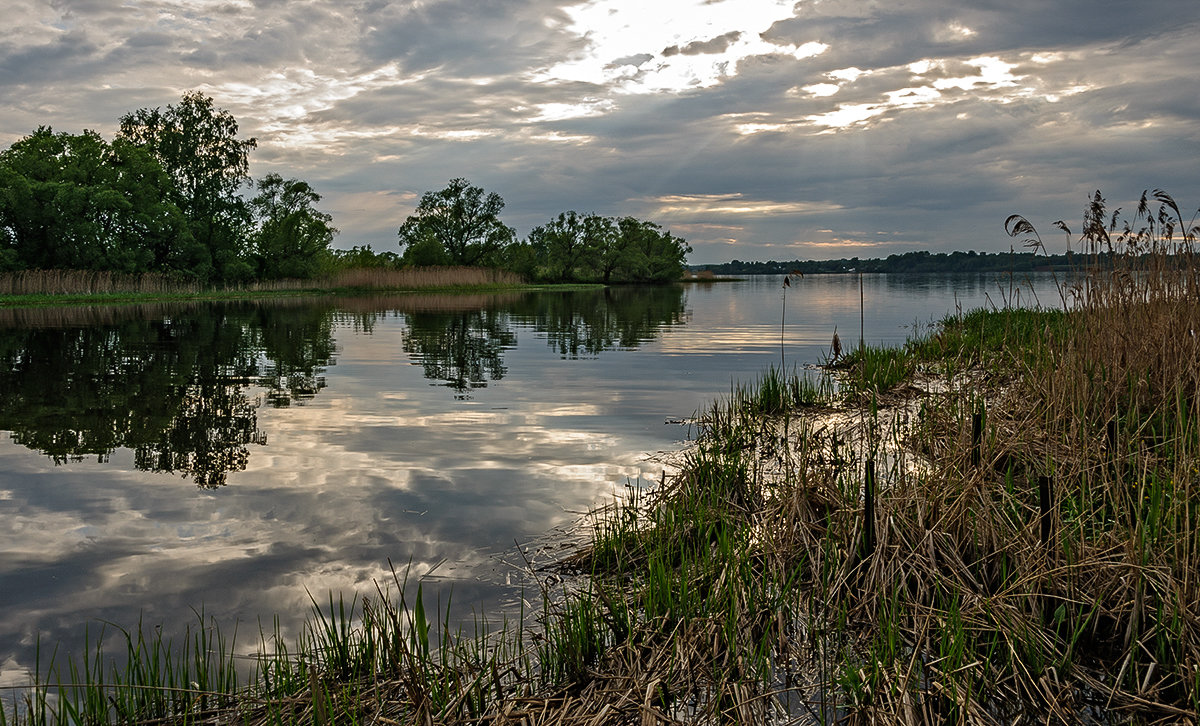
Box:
[0,276,1063,688]
[0,288,689,686]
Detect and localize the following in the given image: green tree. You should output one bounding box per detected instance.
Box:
[527,211,615,282]
[328,245,401,270]
[397,178,514,266]
[0,127,186,272]
[399,227,451,267]
[249,173,337,279]
[615,217,691,282]
[593,216,637,283]
[119,92,257,282]
[497,240,540,280]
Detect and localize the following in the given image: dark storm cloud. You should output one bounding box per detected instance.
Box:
[359,0,579,76]
[180,46,222,68]
[607,53,653,68]
[0,30,100,87]
[123,31,174,49]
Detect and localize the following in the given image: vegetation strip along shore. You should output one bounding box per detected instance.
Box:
[0,267,604,309]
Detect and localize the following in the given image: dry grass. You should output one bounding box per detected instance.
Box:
[0,266,526,300]
[524,191,1200,723]
[242,266,525,292]
[0,270,201,296]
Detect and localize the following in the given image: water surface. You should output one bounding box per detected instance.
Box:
[0,273,1058,684]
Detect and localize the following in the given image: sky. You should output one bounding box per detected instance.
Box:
[4,0,1200,264]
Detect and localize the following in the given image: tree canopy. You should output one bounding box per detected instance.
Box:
[249,173,337,280]
[398,178,515,267]
[119,91,259,281]
[398,179,691,284]
[1,93,337,284]
[2,101,692,287]
[0,127,187,273]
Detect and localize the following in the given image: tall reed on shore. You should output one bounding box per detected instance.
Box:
[566,190,1200,722]
[0,270,201,296]
[0,266,526,300]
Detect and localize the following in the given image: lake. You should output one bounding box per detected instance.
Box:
[0,273,1060,685]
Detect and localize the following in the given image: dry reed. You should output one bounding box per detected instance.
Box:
[0,270,201,296]
[238,266,525,292]
[0,266,526,300]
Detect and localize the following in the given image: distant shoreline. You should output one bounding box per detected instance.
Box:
[689,248,1168,276]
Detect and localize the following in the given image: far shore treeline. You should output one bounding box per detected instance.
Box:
[694,249,1081,276]
[0,92,691,287]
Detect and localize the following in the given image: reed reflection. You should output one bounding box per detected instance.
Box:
[0,303,338,487]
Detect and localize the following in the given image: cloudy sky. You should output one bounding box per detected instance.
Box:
[5,0,1199,263]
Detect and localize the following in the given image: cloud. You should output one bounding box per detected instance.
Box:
[662,30,743,57]
[0,0,1197,262]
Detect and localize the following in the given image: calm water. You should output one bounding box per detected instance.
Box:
[0,273,1057,684]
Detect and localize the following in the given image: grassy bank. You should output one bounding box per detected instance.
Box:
[5,198,1199,723]
[0,267,594,308]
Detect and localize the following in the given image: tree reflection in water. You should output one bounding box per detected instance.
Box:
[0,286,688,484]
[0,302,338,488]
[399,285,686,397]
[403,309,515,399]
[517,286,687,358]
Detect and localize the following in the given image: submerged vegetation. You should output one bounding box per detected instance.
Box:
[4,190,1199,723]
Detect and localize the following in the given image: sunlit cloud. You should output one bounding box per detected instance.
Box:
[526,99,616,122]
[523,131,595,144]
[934,21,977,43]
[734,122,797,135]
[530,0,822,94]
[802,83,841,97]
[804,54,1034,129]
[202,64,427,149]
[649,194,837,216]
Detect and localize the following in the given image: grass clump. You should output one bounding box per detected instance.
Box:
[3,567,535,726]
[565,190,1200,722]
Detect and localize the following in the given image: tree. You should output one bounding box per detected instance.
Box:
[249,173,337,279]
[0,127,186,273]
[613,217,691,282]
[593,216,638,283]
[119,92,257,281]
[328,245,401,270]
[528,211,614,282]
[397,178,514,266]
